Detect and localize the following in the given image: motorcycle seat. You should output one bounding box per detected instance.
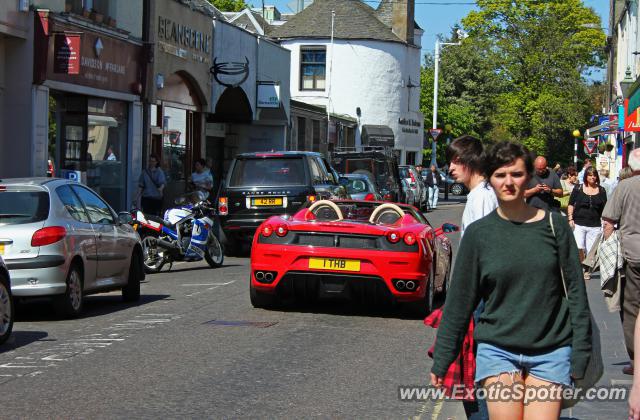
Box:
[147,215,175,229]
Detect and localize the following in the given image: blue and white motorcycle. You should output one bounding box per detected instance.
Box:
[134,192,224,273]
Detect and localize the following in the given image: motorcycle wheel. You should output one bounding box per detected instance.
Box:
[141,236,165,274]
[205,231,224,268]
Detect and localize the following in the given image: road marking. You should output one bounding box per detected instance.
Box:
[181,281,235,287]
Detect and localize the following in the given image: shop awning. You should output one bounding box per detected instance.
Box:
[361,125,394,147]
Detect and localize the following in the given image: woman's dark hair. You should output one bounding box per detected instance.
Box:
[195,158,206,167]
[565,166,577,177]
[149,154,160,168]
[482,142,534,179]
[583,166,600,185]
[445,135,485,174]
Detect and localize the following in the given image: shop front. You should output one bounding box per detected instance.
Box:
[209,19,290,180]
[34,11,143,211]
[145,1,214,207]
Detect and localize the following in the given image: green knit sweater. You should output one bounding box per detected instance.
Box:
[431,210,592,379]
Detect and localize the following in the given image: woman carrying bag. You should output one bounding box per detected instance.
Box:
[431,142,594,418]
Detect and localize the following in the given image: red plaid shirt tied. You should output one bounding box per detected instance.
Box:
[424,308,476,401]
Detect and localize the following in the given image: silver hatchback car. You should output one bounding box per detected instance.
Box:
[0,178,144,317]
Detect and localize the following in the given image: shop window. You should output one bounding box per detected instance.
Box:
[312,120,320,152]
[300,47,326,91]
[163,107,188,182]
[297,117,306,150]
[86,98,128,211]
[406,151,417,166]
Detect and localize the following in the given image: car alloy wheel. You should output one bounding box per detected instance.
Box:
[68,269,82,312]
[451,183,464,196]
[0,280,13,341]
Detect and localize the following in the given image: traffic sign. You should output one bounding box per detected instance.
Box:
[583,138,597,155]
[429,128,442,141]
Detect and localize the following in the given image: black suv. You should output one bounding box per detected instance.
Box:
[217,151,347,252]
[331,147,405,203]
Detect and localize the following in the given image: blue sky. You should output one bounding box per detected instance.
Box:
[265,0,609,80]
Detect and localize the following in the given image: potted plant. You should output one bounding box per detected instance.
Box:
[64,3,72,13]
[106,16,117,27]
[82,8,91,18]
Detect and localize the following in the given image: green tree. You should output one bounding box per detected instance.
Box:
[421,1,606,165]
[207,0,249,12]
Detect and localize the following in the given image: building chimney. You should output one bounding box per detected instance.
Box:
[391,0,414,44]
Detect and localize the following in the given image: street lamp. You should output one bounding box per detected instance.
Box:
[572,129,581,166]
[432,30,468,167]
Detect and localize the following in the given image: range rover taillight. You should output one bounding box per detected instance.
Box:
[218,197,228,215]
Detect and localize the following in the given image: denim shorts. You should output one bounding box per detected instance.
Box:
[475,342,572,387]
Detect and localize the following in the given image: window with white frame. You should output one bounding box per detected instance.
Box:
[300,47,326,91]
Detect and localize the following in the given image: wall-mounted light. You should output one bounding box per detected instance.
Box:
[156,73,164,90]
[356,107,361,118]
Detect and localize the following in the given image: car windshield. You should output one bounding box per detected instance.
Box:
[346,178,370,194]
[229,158,306,187]
[0,191,49,225]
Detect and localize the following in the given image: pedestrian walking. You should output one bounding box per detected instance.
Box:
[602,148,640,375]
[135,154,166,216]
[568,166,607,280]
[446,135,498,236]
[578,158,592,182]
[436,135,497,420]
[559,166,579,211]
[524,156,563,211]
[432,142,591,419]
[424,165,441,210]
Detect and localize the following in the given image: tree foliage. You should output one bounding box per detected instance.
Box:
[207,0,249,12]
[420,0,606,165]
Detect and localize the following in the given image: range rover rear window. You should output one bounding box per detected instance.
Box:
[229,158,306,187]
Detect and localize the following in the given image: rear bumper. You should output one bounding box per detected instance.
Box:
[9,265,67,296]
[5,255,65,270]
[250,243,429,302]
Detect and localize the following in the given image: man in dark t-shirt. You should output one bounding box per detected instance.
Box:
[524,156,563,211]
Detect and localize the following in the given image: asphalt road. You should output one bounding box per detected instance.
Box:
[0,201,465,419]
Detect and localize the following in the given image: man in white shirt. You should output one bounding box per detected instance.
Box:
[446,135,498,237]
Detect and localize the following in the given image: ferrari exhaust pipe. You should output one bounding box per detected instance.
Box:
[395,280,406,291]
[405,281,416,291]
[264,272,274,282]
[255,271,265,281]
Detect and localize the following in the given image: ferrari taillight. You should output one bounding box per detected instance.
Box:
[364,193,375,201]
[386,231,401,243]
[275,224,288,237]
[383,193,393,201]
[404,232,417,246]
[262,224,274,237]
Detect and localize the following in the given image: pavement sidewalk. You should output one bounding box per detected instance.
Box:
[432,272,630,420]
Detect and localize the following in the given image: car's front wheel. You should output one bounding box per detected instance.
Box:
[0,274,14,345]
[54,263,84,318]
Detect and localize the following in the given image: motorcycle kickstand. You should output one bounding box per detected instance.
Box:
[166,261,173,272]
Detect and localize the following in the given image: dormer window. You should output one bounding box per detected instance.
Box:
[300,46,326,91]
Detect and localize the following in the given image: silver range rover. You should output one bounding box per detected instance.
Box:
[0,178,144,318]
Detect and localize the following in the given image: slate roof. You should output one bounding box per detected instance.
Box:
[269,0,406,43]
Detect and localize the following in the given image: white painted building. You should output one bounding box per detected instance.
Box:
[269,0,424,165]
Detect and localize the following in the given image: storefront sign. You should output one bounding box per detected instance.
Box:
[38,19,142,94]
[53,33,80,74]
[211,57,250,88]
[158,16,211,54]
[257,84,280,108]
[625,99,640,132]
[399,118,421,134]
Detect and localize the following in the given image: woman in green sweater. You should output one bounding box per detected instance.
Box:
[431,142,592,419]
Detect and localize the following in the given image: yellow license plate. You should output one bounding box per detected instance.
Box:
[309,258,360,272]
[252,197,283,206]
[0,244,3,255]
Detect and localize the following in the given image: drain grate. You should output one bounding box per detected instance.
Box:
[203,320,278,328]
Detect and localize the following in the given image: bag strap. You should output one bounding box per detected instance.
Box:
[145,168,161,189]
[549,212,569,297]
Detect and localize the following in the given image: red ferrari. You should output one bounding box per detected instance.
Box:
[249,199,458,315]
